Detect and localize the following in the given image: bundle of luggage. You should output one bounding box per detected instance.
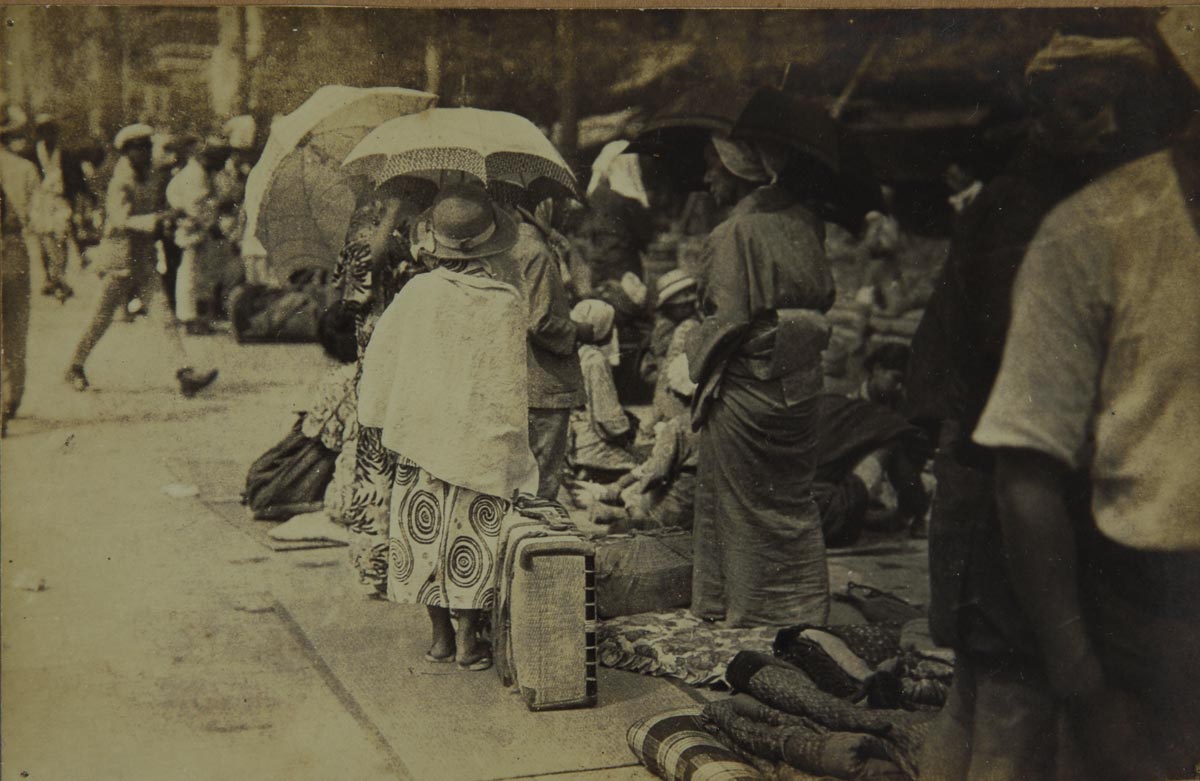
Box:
[242,414,338,520]
[628,644,946,781]
[228,266,336,343]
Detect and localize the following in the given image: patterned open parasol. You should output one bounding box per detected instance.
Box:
[241,85,437,280]
[341,107,580,199]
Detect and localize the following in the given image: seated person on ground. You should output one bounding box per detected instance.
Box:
[270,303,362,539]
[641,268,701,423]
[640,268,698,387]
[567,299,639,482]
[815,344,932,547]
[573,354,699,533]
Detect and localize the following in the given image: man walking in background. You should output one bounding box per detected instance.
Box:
[485,191,587,502]
[27,114,84,302]
[1,101,40,436]
[64,124,218,397]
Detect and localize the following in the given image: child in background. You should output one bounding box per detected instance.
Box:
[573,355,699,532]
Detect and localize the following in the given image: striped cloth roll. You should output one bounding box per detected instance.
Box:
[627,708,762,781]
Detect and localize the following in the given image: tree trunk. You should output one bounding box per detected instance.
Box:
[425,12,443,97]
[555,12,579,162]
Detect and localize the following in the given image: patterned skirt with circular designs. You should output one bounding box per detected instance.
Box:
[386,455,511,611]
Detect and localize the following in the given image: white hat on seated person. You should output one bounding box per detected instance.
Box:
[655,268,698,309]
[571,299,621,367]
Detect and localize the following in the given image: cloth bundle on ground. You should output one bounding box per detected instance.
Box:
[243,415,338,520]
[719,652,934,780]
[597,581,947,692]
[626,707,765,781]
[229,266,336,343]
[594,529,693,619]
[771,624,952,710]
[835,582,924,627]
[704,695,911,780]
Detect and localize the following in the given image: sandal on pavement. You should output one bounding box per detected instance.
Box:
[457,656,492,672]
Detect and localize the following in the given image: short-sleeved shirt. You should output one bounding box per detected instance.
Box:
[974,149,1200,551]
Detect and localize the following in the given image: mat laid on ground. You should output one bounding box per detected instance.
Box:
[598,609,777,687]
[164,457,346,552]
[268,511,349,545]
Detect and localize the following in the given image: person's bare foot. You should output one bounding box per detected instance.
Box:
[455,610,491,669]
[424,637,456,663]
[455,640,491,670]
[425,605,456,662]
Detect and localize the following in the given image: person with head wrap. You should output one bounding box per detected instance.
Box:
[576,353,701,533]
[64,124,217,398]
[687,132,836,628]
[576,143,654,287]
[907,32,1185,781]
[566,299,639,482]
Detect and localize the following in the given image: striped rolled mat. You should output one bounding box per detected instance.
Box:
[627,707,762,781]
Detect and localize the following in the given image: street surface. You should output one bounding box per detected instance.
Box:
[1,265,929,780]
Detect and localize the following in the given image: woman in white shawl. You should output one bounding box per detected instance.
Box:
[357,183,537,670]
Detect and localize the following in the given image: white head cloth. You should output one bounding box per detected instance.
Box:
[571,298,621,366]
[587,140,650,208]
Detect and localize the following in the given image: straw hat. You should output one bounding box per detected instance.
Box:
[655,268,698,308]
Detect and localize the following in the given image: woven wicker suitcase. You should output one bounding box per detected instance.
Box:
[493,497,598,711]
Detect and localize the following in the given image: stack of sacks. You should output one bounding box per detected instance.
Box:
[708,652,936,780]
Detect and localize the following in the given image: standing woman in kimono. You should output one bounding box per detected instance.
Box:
[687,136,836,628]
[357,184,538,670]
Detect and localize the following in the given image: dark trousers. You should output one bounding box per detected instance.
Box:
[70,262,183,372]
[528,407,571,501]
[2,235,31,416]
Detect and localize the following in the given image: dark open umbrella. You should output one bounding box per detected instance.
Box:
[629,81,757,191]
[632,83,881,231]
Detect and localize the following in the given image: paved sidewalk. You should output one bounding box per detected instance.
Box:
[2,267,932,780]
[0,270,686,780]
